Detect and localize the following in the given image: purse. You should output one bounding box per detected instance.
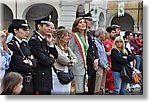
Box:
[120,64,133,83]
[53,66,74,85]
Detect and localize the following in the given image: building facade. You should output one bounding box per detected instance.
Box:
[0,0,143,33]
[0,0,107,31]
[106,0,143,33]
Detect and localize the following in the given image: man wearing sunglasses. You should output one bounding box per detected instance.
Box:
[7,19,37,95]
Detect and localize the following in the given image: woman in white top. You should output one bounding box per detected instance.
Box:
[52,29,77,95]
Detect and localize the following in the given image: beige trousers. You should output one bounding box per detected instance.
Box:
[94,66,107,93]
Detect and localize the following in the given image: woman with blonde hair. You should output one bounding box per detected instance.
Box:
[111,36,134,95]
[112,36,128,54]
[52,29,77,95]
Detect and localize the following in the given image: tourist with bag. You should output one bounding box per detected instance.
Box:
[52,29,77,95]
[111,36,134,95]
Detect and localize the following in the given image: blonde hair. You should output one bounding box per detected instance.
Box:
[55,29,69,52]
[113,36,128,54]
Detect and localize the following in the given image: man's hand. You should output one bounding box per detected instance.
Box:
[105,66,110,72]
[46,33,53,45]
[93,59,99,70]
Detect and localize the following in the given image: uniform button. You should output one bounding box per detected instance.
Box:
[93,51,95,53]
[42,73,45,75]
[92,46,93,48]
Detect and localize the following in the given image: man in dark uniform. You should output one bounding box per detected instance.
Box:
[7,19,37,95]
[83,13,99,95]
[28,16,58,95]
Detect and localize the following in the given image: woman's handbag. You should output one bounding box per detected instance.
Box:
[53,66,74,85]
[120,64,133,83]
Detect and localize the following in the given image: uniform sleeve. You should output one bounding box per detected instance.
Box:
[48,45,58,59]
[7,43,33,72]
[29,38,55,66]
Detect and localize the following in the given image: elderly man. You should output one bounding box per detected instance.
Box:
[94,27,110,95]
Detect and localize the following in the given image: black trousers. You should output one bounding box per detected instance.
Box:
[87,73,96,95]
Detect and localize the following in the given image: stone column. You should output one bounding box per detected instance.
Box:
[58,0,77,29]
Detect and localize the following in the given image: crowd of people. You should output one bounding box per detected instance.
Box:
[0,14,143,95]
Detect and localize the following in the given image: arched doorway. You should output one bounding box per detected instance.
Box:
[111,13,134,31]
[0,3,13,30]
[76,4,85,18]
[99,12,104,27]
[25,3,58,32]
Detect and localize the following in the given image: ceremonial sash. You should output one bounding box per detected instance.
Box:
[73,32,88,92]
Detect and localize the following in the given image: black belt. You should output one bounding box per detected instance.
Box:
[23,75,32,83]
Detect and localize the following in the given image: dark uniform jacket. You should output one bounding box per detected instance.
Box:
[7,36,37,94]
[28,31,58,91]
[86,30,99,74]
